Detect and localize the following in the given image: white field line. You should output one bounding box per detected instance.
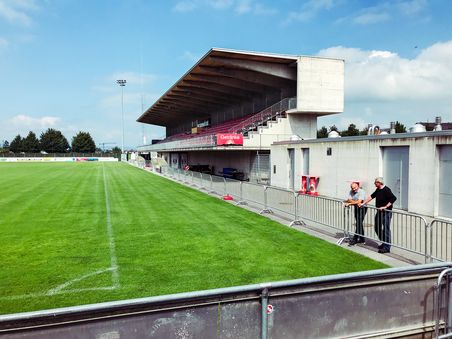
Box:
[46,268,114,296]
[1,286,117,301]
[102,163,120,288]
[0,164,120,302]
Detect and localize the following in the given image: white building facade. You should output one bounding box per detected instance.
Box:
[270,131,452,218]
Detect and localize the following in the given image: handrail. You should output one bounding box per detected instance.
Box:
[228,97,296,133]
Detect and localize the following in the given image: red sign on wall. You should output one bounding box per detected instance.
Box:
[216,133,244,146]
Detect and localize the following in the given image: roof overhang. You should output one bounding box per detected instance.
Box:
[137,48,298,127]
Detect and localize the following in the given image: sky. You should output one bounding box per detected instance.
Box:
[1,0,452,149]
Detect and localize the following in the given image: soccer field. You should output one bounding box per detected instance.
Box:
[0,162,388,314]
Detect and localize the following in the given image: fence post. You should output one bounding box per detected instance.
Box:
[261,287,269,339]
[337,205,351,245]
[290,192,304,226]
[209,175,214,194]
[424,221,430,264]
[260,186,272,214]
[429,221,434,263]
[236,181,247,206]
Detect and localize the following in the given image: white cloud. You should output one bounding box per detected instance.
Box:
[284,0,336,25]
[0,0,39,26]
[173,0,275,15]
[10,114,60,128]
[234,0,276,15]
[173,0,233,12]
[353,11,390,25]
[317,41,452,129]
[318,41,452,102]
[338,0,427,26]
[397,0,427,16]
[173,1,197,12]
[209,0,233,10]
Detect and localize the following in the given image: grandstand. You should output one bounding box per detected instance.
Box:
[137,48,344,182]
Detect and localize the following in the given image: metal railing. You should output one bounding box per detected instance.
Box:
[430,219,452,262]
[148,165,452,264]
[228,97,297,134]
[343,205,429,259]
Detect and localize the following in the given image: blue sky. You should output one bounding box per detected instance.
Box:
[1,0,452,148]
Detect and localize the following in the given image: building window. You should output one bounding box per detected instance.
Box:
[327,147,332,156]
[273,165,276,174]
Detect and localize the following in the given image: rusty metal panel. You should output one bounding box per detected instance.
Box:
[2,306,217,338]
[268,277,438,338]
[1,301,262,339]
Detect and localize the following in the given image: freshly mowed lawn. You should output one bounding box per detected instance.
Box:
[0,162,388,314]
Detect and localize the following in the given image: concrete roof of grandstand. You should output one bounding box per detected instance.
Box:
[137,48,299,127]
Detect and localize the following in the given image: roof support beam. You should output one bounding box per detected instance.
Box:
[197,66,295,89]
[173,88,243,104]
[179,81,257,100]
[207,56,297,80]
[188,73,278,93]
[166,93,233,107]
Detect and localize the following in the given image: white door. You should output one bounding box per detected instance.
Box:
[439,146,452,218]
[383,146,409,210]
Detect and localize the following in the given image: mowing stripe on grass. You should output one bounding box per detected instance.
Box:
[0,164,120,301]
[103,163,120,288]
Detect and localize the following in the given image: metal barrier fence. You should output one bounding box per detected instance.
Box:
[344,205,429,260]
[1,263,451,338]
[297,194,348,231]
[430,219,452,262]
[154,166,451,263]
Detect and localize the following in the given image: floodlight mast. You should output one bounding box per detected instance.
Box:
[116,79,127,153]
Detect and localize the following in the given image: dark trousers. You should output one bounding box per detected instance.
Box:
[375,210,392,250]
[353,206,367,241]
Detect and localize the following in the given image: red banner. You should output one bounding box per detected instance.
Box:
[216,133,243,146]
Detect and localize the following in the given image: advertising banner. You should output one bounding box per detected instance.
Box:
[216,133,244,146]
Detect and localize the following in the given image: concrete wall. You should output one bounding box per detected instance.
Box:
[270,133,452,217]
[287,114,317,139]
[296,56,344,114]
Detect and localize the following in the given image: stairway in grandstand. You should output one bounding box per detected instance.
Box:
[159,97,294,144]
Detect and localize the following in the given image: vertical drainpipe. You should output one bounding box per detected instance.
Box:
[261,287,269,339]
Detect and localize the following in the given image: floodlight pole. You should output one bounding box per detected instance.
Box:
[116,79,127,153]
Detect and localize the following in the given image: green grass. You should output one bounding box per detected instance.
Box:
[0,162,388,314]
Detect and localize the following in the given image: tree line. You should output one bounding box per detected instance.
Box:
[0,128,111,154]
[317,121,407,138]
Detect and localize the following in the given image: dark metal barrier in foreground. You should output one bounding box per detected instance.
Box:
[1,263,451,338]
